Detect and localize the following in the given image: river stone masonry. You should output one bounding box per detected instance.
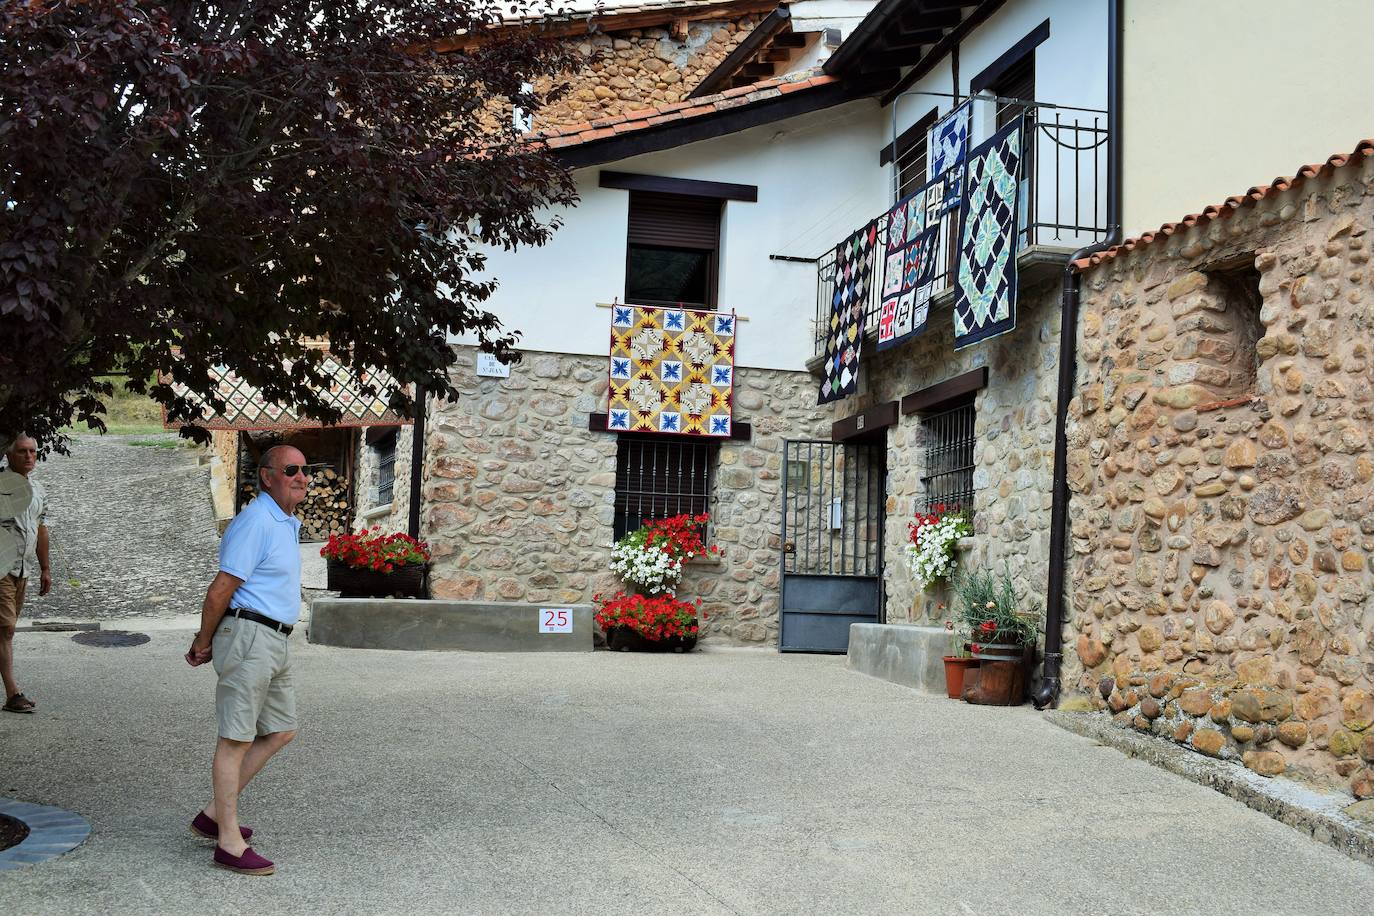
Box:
[379,345,827,645]
[478,17,763,135]
[1065,156,1374,798]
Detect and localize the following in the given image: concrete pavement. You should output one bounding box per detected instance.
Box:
[1,628,1372,915]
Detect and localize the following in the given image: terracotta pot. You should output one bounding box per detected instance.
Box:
[941,656,979,699]
[326,559,428,598]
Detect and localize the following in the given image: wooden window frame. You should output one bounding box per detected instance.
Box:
[625,190,722,310]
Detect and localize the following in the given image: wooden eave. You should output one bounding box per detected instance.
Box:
[823,0,1006,104]
[690,7,820,98]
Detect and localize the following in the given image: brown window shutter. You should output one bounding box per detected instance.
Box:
[628,191,721,250]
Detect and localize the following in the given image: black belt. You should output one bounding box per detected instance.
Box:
[227,607,293,636]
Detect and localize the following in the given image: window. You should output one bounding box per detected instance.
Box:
[991,52,1035,128]
[373,430,398,505]
[919,397,976,513]
[613,435,715,539]
[626,191,721,309]
[889,108,938,200]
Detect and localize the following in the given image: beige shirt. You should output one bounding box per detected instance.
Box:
[1,475,45,579]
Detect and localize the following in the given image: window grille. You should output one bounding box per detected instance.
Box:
[919,399,976,514]
[375,432,398,505]
[613,436,715,539]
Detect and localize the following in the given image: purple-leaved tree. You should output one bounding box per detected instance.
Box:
[1,0,579,447]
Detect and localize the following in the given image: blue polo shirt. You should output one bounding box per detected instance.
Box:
[220,492,302,625]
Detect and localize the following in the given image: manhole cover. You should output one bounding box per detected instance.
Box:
[71,631,151,648]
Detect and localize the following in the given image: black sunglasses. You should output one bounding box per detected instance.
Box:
[269,464,310,477]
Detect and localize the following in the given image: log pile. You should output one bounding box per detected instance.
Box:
[298,467,350,541]
[238,466,351,541]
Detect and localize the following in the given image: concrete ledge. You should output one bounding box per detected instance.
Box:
[1047,709,1374,866]
[308,599,593,652]
[845,623,947,694]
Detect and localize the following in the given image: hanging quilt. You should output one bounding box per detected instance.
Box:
[877,172,955,351]
[928,101,971,211]
[954,116,1024,350]
[818,219,879,404]
[876,224,940,351]
[608,305,736,436]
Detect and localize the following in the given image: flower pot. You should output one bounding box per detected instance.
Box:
[604,624,698,653]
[326,559,429,599]
[963,642,1036,706]
[941,656,979,699]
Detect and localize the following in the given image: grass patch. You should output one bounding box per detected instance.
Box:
[63,375,168,437]
[128,439,182,449]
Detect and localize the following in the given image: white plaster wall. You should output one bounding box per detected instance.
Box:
[1122,0,1374,238]
[886,0,1109,248]
[462,98,888,371]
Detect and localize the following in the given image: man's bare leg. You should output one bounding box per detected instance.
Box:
[0,624,17,699]
[206,730,296,853]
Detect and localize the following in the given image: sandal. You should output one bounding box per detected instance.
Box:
[3,692,35,713]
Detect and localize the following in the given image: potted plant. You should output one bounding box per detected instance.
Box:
[941,618,978,700]
[321,527,431,598]
[610,512,718,596]
[954,568,1041,706]
[594,591,702,653]
[600,513,717,650]
[905,504,972,590]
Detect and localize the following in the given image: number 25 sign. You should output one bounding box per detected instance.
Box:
[539,608,573,634]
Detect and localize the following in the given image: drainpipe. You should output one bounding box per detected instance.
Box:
[407,384,426,541]
[1033,0,1124,710]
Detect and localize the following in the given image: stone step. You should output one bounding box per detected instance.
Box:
[845,623,948,694]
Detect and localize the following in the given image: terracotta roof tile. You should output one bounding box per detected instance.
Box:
[1075,138,1374,270]
[530,70,838,150]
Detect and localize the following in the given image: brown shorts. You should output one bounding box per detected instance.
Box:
[0,574,26,629]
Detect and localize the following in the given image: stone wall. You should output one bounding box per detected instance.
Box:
[1064,158,1374,797]
[838,282,1062,630]
[478,17,763,134]
[383,344,828,644]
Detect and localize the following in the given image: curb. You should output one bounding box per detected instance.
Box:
[0,798,90,870]
[1046,710,1374,865]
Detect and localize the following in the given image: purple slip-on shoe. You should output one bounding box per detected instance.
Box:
[191,811,253,841]
[213,845,275,875]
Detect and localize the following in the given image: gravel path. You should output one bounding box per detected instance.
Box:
[23,434,219,622]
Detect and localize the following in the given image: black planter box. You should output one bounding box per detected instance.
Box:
[326,559,428,599]
[605,624,698,653]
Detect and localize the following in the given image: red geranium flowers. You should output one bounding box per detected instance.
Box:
[321,527,431,573]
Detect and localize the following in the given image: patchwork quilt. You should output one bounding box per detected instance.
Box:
[954,117,1024,350]
[818,220,879,404]
[877,172,954,351]
[928,101,971,211]
[608,305,736,436]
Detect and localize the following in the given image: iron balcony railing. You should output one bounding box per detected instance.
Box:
[814,99,1110,355]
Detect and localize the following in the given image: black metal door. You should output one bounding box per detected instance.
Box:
[780,440,885,653]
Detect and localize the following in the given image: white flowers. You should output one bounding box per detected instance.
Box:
[905,511,973,590]
[610,541,683,595]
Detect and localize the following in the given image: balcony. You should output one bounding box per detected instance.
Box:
[811,99,1109,358]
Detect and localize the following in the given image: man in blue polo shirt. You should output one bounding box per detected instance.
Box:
[185,444,309,876]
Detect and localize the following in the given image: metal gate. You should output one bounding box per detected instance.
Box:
[780,440,885,653]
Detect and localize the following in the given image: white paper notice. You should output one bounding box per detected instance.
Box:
[476,353,511,378]
[539,608,573,634]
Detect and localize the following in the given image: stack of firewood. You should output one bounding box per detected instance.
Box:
[297,467,350,541]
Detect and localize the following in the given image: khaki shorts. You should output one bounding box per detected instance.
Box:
[212,616,296,742]
[0,574,25,629]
